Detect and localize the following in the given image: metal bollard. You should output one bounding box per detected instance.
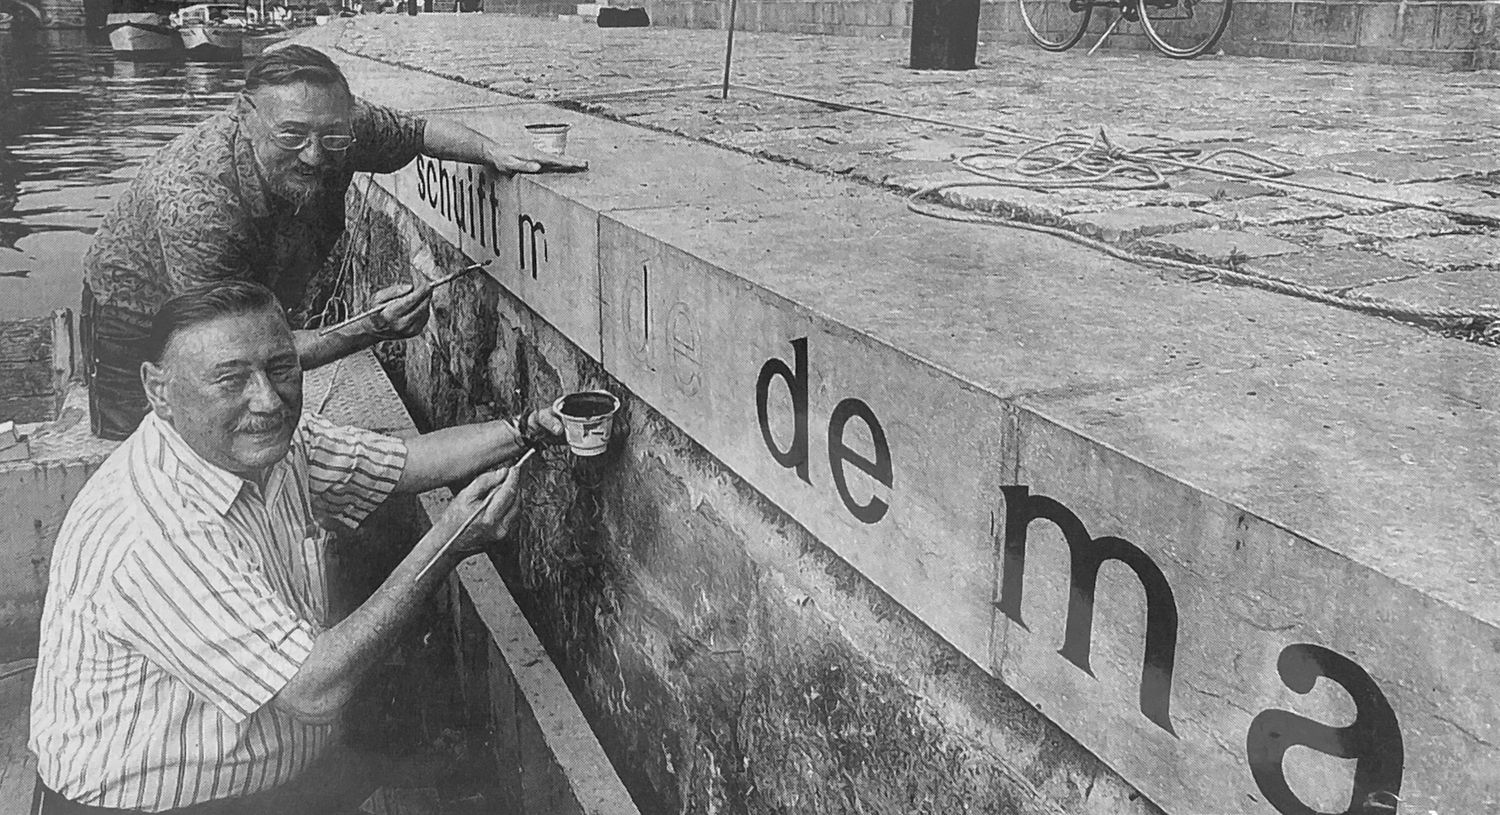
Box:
[909,0,981,70]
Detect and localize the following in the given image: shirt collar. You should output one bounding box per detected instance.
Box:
[142,412,293,516]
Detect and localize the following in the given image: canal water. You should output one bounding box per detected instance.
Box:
[0,29,245,321]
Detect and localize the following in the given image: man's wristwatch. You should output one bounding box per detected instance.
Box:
[510,410,546,450]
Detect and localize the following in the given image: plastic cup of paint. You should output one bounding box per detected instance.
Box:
[552,390,620,457]
[525,123,571,156]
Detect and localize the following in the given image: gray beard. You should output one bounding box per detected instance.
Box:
[250,147,326,210]
[270,174,323,211]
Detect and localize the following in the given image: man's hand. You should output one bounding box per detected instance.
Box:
[365,276,433,340]
[515,405,567,450]
[482,139,589,176]
[432,464,523,562]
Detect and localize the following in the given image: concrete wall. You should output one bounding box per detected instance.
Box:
[0,451,94,660]
[342,179,1161,815]
[333,52,1500,815]
[0,389,113,661]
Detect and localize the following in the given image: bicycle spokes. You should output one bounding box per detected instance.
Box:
[1139,0,1232,57]
[1019,0,1093,52]
[1020,0,1232,58]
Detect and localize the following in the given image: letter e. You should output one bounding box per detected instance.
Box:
[827,398,892,524]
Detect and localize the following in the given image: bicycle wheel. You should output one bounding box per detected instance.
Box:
[1139,0,1232,58]
[1018,0,1091,51]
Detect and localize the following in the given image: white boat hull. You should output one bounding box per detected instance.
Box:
[179,23,243,57]
[104,12,182,53]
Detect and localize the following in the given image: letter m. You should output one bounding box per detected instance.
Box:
[997,486,1179,735]
[517,215,547,279]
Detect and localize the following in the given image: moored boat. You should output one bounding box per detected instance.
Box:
[172,4,291,59]
[0,12,13,31]
[171,3,251,58]
[180,23,243,57]
[103,11,183,53]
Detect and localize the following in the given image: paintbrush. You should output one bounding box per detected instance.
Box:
[414,445,538,584]
[317,259,492,336]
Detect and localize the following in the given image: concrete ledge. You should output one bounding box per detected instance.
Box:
[449,556,643,815]
[332,49,1499,815]
[0,383,113,660]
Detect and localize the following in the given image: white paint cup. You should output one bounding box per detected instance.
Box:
[553,390,620,457]
[525,123,571,155]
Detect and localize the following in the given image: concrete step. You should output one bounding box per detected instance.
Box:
[327,46,1498,815]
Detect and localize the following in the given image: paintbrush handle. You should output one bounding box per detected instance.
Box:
[317,260,491,336]
[414,446,537,584]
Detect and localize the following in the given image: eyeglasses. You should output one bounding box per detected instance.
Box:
[243,96,356,153]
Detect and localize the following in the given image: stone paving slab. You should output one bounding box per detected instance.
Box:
[1142,228,1303,264]
[1361,268,1500,311]
[304,15,1500,338]
[1245,247,1425,291]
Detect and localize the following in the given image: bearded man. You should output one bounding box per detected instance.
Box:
[81,44,584,441]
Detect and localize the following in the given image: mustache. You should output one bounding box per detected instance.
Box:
[238,413,291,433]
[286,161,332,179]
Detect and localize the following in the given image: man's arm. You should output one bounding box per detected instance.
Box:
[421,116,588,175]
[293,327,372,370]
[272,466,522,723]
[393,408,561,494]
[295,278,432,370]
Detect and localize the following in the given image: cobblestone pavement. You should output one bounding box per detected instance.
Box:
[306,15,1500,340]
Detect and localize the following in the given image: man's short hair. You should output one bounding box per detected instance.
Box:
[243,44,352,100]
[148,281,285,364]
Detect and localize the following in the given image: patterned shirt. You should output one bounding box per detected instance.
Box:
[30,411,408,811]
[83,96,426,325]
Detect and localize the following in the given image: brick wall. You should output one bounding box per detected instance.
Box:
[15,0,85,28]
[1221,0,1500,67]
[491,0,1500,67]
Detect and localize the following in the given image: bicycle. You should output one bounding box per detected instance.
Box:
[1018,0,1232,59]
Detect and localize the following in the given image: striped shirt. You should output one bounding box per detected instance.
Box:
[30,410,407,811]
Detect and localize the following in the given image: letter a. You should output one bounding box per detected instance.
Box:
[1246,643,1403,815]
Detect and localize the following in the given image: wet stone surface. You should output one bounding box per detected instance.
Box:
[306,16,1500,336]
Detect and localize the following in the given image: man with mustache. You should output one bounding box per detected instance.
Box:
[31,281,563,813]
[82,44,585,441]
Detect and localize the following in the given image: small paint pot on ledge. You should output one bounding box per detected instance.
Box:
[525,122,571,155]
[553,390,620,457]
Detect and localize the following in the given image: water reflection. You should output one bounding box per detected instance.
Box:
[0,28,243,318]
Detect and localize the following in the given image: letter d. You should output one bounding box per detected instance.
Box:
[757,337,810,483]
